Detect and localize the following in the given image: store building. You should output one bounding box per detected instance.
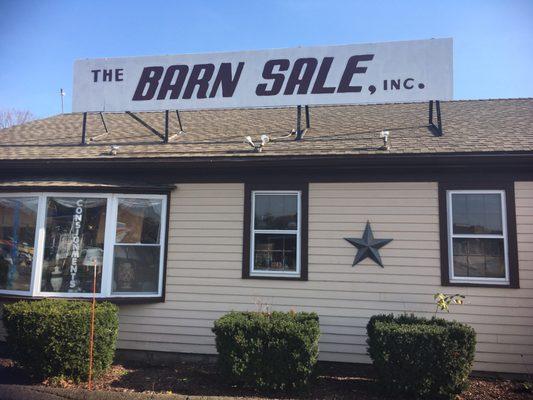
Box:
[0,98,532,374]
[1,39,532,374]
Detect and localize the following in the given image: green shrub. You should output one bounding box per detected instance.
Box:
[212,311,320,391]
[3,299,119,381]
[367,314,476,400]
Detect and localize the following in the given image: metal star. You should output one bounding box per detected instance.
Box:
[344,221,393,268]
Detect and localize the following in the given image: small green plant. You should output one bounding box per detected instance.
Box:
[519,381,532,393]
[3,299,118,382]
[212,310,320,391]
[367,314,476,400]
[434,292,465,314]
[519,354,533,393]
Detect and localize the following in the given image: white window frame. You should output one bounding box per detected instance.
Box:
[0,192,167,299]
[250,190,301,278]
[109,194,166,297]
[0,193,41,296]
[447,190,509,285]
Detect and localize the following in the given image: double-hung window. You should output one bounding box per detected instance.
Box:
[440,183,519,288]
[243,184,308,280]
[0,192,167,299]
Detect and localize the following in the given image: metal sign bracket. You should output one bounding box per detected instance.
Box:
[295,105,311,140]
[428,100,443,136]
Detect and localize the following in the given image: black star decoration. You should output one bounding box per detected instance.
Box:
[344,221,393,268]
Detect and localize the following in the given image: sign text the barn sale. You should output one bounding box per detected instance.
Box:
[73,38,453,112]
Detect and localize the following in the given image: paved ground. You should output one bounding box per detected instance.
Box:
[0,385,227,400]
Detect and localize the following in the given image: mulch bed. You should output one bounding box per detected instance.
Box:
[1,357,532,400]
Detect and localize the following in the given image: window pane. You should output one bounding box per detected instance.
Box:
[452,193,503,234]
[0,197,38,291]
[452,238,505,278]
[254,193,298,230]
[112,245,160,293]
[41,197,107,293]
[253,233,297,272]
[116,198,162,244]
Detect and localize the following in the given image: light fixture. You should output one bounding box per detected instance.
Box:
[82,248,103,267]
[109,145,120,155]
[244,134,270,152]
[380,131,390,150]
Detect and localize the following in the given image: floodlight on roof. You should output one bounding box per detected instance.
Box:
[244,134,271,153]
[109,145,120,155]
[260,134,270,146]
[380,131,390,150]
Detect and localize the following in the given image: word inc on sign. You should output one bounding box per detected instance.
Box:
[73,38,453,112]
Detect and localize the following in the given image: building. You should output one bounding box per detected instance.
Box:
[0,98,532,374]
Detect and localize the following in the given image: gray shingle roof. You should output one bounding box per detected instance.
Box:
[0,98,532,161]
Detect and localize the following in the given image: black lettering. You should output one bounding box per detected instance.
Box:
[403,78,414,89]
[157,65,189,100]
[337,54,374,93]
[132,66,164,101]
[115,69,124,82]
[103,69,113,82]
[183,64,215,99]
[284,58,317,95]
[91,69,100,82]
[391,79,400,90]
[209,62,244,98]
[256,59,289,96]
[383,79,388,90]
[311,57,335,94]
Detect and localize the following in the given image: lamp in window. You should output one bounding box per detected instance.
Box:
[82,248,103,268]
[82,248,104,292]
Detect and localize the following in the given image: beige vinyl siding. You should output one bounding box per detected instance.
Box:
[1,181,530,374]
[114,182,533,374]
[118,183,244,356]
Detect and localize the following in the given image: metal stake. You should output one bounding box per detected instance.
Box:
[296,105,302,140]
[88,259,97,390]
[436,101,442,133]
[81,112,87,145]
[428,100,443,136]
[175,110,183,132]
[164,110,169,143]
[99,112,108,133]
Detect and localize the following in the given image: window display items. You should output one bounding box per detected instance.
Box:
[117,261,135,290]
[112,198,162,294]
[0,197,38,292]
[41,197,106,293]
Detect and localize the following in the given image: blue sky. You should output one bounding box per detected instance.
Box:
[0,0,532,118]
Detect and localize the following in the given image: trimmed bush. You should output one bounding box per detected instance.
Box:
[212,311,320,391]
[367,314,476,400]
[3,299,118,381]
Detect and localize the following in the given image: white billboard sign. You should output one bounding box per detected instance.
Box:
[72,38,452,113]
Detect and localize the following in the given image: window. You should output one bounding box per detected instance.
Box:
[0,196,38,294]
[41,196,107,294]
[0,192,167,299]
[439,183,519,288]
[112,197,163,294]
[243,184,308,280]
